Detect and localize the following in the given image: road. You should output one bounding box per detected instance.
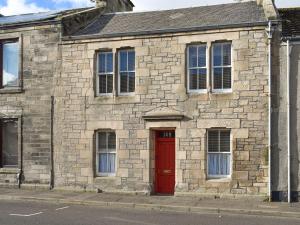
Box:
[0,200,299,225]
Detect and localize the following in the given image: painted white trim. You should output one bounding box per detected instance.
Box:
[96,51,114,96]
[118,49,136,95]
[206,129,232,179]
[211,42,233,92]
[187,44,208,93]
[95,130,117,177]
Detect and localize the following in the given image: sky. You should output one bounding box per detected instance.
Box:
[0,0,299,16]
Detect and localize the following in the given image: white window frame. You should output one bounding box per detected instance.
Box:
[96,130,117,177]
[211,42,232,93]
[206,129,232,179]
[187,44,208,94]
[96,51,114,96]
[118,49,135,96]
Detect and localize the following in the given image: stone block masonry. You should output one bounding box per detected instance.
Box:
[0,24,61,187]
[55,27,270,196]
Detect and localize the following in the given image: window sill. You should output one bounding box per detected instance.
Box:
[0,167,20,174]
[206,177,231,182]
[211,89,232,94]
[0,87,23,94]
[95,175,116,179]
[94,94,140,104]
[188,90,208,95]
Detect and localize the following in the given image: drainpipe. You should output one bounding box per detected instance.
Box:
[50,96,54,190]
[266,21,274,201]
[287,40,291,203]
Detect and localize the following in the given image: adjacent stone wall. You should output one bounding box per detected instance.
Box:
[55,27,270,196]
[0,24,60,187]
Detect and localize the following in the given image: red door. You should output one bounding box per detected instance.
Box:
[155,131,175,194]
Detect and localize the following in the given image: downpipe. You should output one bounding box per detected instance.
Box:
[287,40,291,203]
[17,169,22,188]
[266,21,275,202]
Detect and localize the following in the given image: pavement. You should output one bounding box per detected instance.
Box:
[0,187,299,219]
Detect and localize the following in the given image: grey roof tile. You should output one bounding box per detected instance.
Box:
[0,8,90,26]
[73,1,267,38]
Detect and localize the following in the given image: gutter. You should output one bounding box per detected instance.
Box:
[63,21,268,41]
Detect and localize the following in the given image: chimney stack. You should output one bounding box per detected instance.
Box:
[92,0,107,8]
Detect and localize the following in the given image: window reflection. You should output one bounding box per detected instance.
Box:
[3,41,19,88]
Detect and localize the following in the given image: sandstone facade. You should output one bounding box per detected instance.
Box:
[55,27,270,196]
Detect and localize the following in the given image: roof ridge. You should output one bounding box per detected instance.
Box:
[103,1,257,16]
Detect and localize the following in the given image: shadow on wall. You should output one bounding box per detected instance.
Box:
[290,44,300,201]
[271,39,280,195]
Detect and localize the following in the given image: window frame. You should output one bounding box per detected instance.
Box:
[95,130,117,177]
[96,50,114,96]
[187,44,208,94]
[206,129,232,179]
[0,38,21,90]
[0,117,21,169]
[211,42,232,93]
[118,48,135,96]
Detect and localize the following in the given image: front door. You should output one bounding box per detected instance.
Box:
[155,130,175,194]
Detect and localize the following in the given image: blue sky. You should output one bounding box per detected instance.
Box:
[0,0,299,16]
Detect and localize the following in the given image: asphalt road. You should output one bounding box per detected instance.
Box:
[0,200,299,225]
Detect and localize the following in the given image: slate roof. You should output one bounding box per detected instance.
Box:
[72,1,267,38]
[0,8,90,27]
[279,8,300,37]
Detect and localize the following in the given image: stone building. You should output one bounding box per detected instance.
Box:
[54,0,276,196]
[271,7,300,201]
[3,0,295,199]
[0,0,133,188]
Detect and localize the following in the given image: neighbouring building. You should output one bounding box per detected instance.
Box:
[1,0,299,201]
[0,0,133,188]
[272,7,300,201]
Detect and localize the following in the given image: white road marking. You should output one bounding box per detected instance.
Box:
[104,216,159,225]
[55,206,70,211]
[9,212,43,217]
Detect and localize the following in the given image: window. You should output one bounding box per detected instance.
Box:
[212,42,232,91]
[96,131,116,176]
[118,49,135,94]
[187,45,207,92]
[97,51,113,95]
[0,119,18,168]
[0,40,19,88]
[207,129,231,178]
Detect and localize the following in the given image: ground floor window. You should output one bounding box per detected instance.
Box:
[207,129,231,178]
[0,119,18,168]
[96,131,116,176]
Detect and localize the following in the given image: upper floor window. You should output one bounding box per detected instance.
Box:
[0,40,19,89]
[118,49,135,94]
[97,51,113,95]
[207,129,231,178]
[212,42,232,92]
[0,119,18,168]
[187,44,207,92]
[96,131,116,176]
